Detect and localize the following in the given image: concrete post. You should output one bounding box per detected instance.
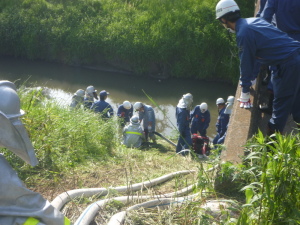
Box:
[221,80,260,164]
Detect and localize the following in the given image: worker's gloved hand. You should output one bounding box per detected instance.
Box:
[238,92,252,109]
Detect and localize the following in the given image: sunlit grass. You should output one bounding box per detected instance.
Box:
[3,85,299,224]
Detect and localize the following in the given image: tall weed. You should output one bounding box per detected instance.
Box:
[237,131,300,224]
[2,86,117,179]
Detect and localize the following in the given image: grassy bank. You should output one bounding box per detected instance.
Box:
[0,0,254,83]
[1,85,299,224]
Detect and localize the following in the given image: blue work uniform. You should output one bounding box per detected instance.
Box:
[216,126,228,145]
[252,0,274,81]
[190,106,210,137]
[138,105,156,140]
[83,95,94,109]
[213,107,229,145]
[176,107,192,153]
[117,104,133,123]
[235,17,300,132]
[262,0,300,106]
[262,0,300,41]
[91,100,114,118]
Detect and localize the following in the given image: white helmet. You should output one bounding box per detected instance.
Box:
[0,81,25,119]
[200,102,208,113]
[216,98,225,105]
[216,0,240,19]
[133,102,143,111]
[0,80,38,166]
[123,101,132,110]
[130,115,139,123]
[225,96,235,115]
[86,85,96,94]
[75,89,85,97]
[183,93,193,107]
[226,95,235,104]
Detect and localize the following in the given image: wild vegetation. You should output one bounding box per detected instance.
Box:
[0,0,254,83]
[3,0,299,223]
[2,85,299,224]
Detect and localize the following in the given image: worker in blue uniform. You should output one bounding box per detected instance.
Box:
[176,93,193,154]
[262,0,300,42]
[253,0,273,89]
[216,0,300,134]
[190,102,210,137]
[260,0,300,116]
[91,90,114,118]
[84,85,98,109]
[117,100,133,127]
[213,98,230,145]
[216,96,234,145]
[133,102,156,143]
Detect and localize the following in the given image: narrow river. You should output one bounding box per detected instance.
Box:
[0,56,236,139]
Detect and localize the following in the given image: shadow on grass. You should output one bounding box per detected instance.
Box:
[140,142,175,153]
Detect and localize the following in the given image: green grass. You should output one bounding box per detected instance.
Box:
[0,0,254,83]
[4,85,117,180]
[236,131,300,224]
[2,85,299,224]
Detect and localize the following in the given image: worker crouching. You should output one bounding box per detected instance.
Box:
[123,116,145,148]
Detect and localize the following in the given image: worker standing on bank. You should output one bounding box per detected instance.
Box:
[213,98,229,146]
[176,93,193,154]
[0,80,71,225]
[259,0,300,116]
[117,100,133,127]
[133,102,156,143]
[216,0,300,134]
[262,0,300,42]
[217,95,235,145]
[190,102,211,137]
[84,85,98,109]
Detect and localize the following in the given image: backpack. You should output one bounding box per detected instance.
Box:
[192,134,211,156]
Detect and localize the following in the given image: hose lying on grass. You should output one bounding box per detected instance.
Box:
[74,196,190,225]
[51,170,196,211]
[73,165,220,224]
[74,184,199,225]
[107,197,233,225]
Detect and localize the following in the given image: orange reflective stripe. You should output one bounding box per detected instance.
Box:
[23,217,39,225]
[64,217,71,225]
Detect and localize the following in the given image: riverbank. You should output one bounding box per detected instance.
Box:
[0,0,254,84]
[4,86,299,224]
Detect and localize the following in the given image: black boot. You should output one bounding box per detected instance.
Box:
[259,104,272,115]
[259,92,274,115]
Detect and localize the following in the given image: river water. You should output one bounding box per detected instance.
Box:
[0,56,236,139]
